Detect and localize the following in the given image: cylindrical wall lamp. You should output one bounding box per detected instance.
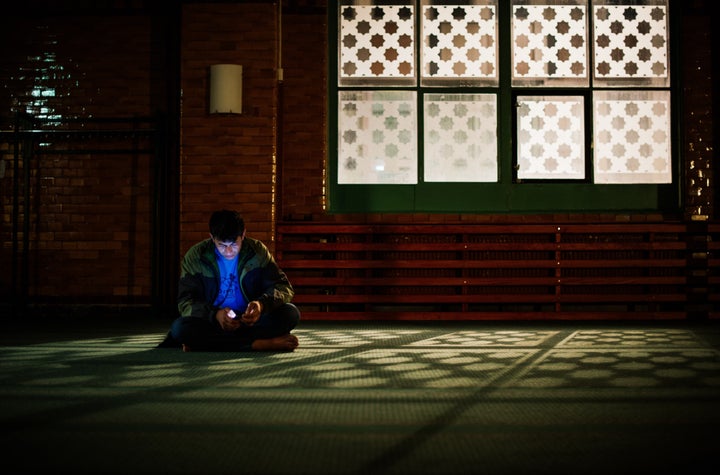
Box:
[209,64,243,114]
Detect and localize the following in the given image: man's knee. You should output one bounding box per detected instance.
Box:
[281,303,301,329]
[262,303,300,334]
[170,317,211,344]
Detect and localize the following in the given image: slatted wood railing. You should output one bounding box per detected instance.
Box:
[706,222,719,319]
[276,222,717,320]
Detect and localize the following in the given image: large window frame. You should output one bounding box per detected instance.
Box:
[328,0,680,213]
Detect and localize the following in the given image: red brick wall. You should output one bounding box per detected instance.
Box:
[0,16,154,118]
[280,10,328,220]
[682,7,715,219]
[0,12,157,303]
[179,3,279,255]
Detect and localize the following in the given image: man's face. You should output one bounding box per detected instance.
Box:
[211,232,244,260]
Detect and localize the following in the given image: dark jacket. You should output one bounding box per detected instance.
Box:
[177,237,294,322]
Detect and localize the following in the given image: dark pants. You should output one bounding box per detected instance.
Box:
[164,303,300,351]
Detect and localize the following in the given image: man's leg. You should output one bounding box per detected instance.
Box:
[156,329,182,348]
[242,303,301,351]
[167,303,301,352]
[245,303,300,338]
[169,316,252,351]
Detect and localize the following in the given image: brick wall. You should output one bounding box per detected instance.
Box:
[682,6,715,219]
[179,3,279,255]
[0,11,158,304]
[280,9,328,220]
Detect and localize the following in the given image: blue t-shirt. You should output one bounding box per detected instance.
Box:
[213,250,247,312]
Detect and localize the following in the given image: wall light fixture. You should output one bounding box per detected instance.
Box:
[209,64,243,114]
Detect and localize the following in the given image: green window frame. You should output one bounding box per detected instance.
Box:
[328,0,679,214]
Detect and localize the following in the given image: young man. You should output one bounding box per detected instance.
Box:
[158,210,300,352]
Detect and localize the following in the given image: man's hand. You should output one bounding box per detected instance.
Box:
[240,301,263,326]
[216,307,240,332]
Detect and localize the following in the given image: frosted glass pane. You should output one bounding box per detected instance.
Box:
[511,0,588,87]
[338,90,418,184]
[517,96,585,180]
[339,1,416,86]
[424,94,497,182]
[593,0,669,87]
[593,90,671,184]
[421,1,498,86]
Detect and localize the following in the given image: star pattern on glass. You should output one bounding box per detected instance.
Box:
[422,4,497,82]
[593,91,671,184]
[512,4,587,81]
[340,5,415,81]
[516,96,585,180]
[593,4,668,80]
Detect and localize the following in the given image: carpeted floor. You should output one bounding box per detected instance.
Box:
[1,319,719,474]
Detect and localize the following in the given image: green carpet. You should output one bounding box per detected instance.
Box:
[1,320,719,474]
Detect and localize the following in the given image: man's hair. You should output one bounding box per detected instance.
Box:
[209,210,245,242]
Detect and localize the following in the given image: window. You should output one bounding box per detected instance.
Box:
[329,0,677,213]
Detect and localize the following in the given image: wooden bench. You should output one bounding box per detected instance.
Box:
[707,222,720,319]
[276,222,717,320]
